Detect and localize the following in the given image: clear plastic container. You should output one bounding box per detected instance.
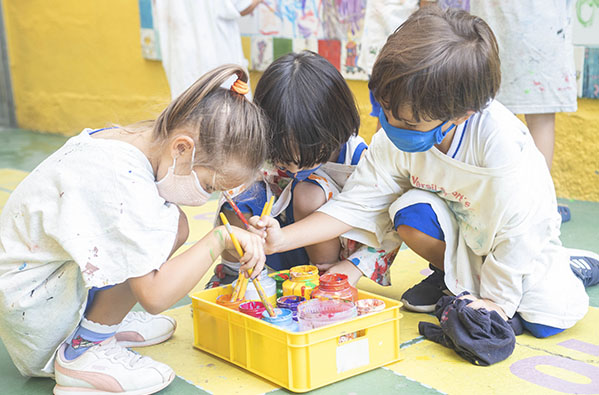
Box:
[277,295,305,321]
[310,273,358,303]
[356,298,386,315]
[282,265,319,299]
[216,294,246,311]
[297,299,357,331]
[232,269,277,305]
[239,301,266,318]
[262,308,298,332]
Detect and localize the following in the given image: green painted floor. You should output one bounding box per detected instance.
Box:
[1,127,598,394]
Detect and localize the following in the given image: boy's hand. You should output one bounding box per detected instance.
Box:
[225,226,265,278]
[459,294,508,321]
[249,215,283,255]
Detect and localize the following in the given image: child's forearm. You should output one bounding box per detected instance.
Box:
[278,212,352,252]
[130,226,228,313]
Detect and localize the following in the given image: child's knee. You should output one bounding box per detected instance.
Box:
[292,182,326,219]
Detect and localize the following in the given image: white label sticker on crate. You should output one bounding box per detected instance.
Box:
[336,338,369,373]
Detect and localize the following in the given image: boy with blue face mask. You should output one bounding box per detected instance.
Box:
[255,7,599,340]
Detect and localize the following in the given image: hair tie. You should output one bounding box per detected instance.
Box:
[231,78,249,95]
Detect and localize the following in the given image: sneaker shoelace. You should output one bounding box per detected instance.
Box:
[123,311,150,323]
[102,341,148,368]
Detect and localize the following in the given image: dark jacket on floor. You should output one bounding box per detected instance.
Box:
[418,292,516,366]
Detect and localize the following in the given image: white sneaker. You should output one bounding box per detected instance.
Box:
[54,337,175,395]
[115,311,176,348]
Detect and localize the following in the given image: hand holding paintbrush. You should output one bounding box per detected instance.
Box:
[221,212,276,317]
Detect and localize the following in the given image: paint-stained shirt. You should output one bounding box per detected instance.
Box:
[0,130,179,377]
[319,100,588,328]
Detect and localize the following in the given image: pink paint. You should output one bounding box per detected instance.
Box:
[239,301,266,318]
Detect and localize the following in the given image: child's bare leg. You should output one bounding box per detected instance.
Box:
[293,181,341,265]
[525,113,555,170]
[396,225,445,271]
[87,207,188,324]
[320,259,363,286]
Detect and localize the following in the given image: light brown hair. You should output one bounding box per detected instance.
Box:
[152,64,267,184]
[369,6,500,122]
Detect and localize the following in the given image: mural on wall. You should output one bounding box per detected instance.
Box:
[573,0,599,46]
[239,0,368,80]
[138,0,599,95]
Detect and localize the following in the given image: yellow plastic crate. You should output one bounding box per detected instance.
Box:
[191,286,402,393]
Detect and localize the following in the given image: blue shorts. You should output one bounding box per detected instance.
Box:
[393,203,445,242]
[518,315,565,338]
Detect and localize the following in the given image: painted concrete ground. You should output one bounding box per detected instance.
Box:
[1,129,598,394]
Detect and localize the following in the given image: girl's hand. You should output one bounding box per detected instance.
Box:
[224,226,266,278]
[459,294,508,321]
[249,215,284,255]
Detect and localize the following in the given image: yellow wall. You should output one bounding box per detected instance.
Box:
[3,2,599,201]
[2,1,171,133]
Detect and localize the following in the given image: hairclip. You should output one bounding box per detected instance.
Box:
[231,78,249,95]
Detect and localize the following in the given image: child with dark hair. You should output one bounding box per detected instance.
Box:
[254,7,599,339]
[211,51,399,287]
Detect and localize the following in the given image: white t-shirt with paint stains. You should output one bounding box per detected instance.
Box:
[319,101,588,328]
[0,130,179,377]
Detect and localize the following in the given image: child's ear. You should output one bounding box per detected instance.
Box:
[169,135,195,161]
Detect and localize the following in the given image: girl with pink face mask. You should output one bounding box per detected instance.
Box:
[0,65,267,394]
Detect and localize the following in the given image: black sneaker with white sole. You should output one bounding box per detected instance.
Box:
[401,265,450,313]
[569,248,599,288]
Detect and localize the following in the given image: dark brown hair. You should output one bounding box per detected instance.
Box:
[369,6,500,122]
[152,64,267,185]
[253,51,360,169]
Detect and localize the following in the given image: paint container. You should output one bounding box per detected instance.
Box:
[277,295,305,321]
[239,301,266,319]
[231,269,277,305]
[310,273,358,303]
[262,308,298,332]
[297,299,357,331]
[282,265,319,299]
[356,298,386,316]
[216,294,245,311]
[271,270,290,298]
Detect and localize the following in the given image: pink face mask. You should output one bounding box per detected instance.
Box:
[155,148,212,206]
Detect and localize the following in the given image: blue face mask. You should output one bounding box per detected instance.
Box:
[378,108,455,153]
[282,164,322,181]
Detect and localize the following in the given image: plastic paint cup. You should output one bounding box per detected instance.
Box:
[356,298,386,316]
[239,301,266,318]
[277,295,305,321]
[216,294,245,311]
[262,308,298,332]
[231,269,277,305]
[297,299,357,331]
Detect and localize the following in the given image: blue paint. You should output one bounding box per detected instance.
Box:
[18,263,26,270]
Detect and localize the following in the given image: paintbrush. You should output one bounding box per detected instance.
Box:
[220,213,275,317]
